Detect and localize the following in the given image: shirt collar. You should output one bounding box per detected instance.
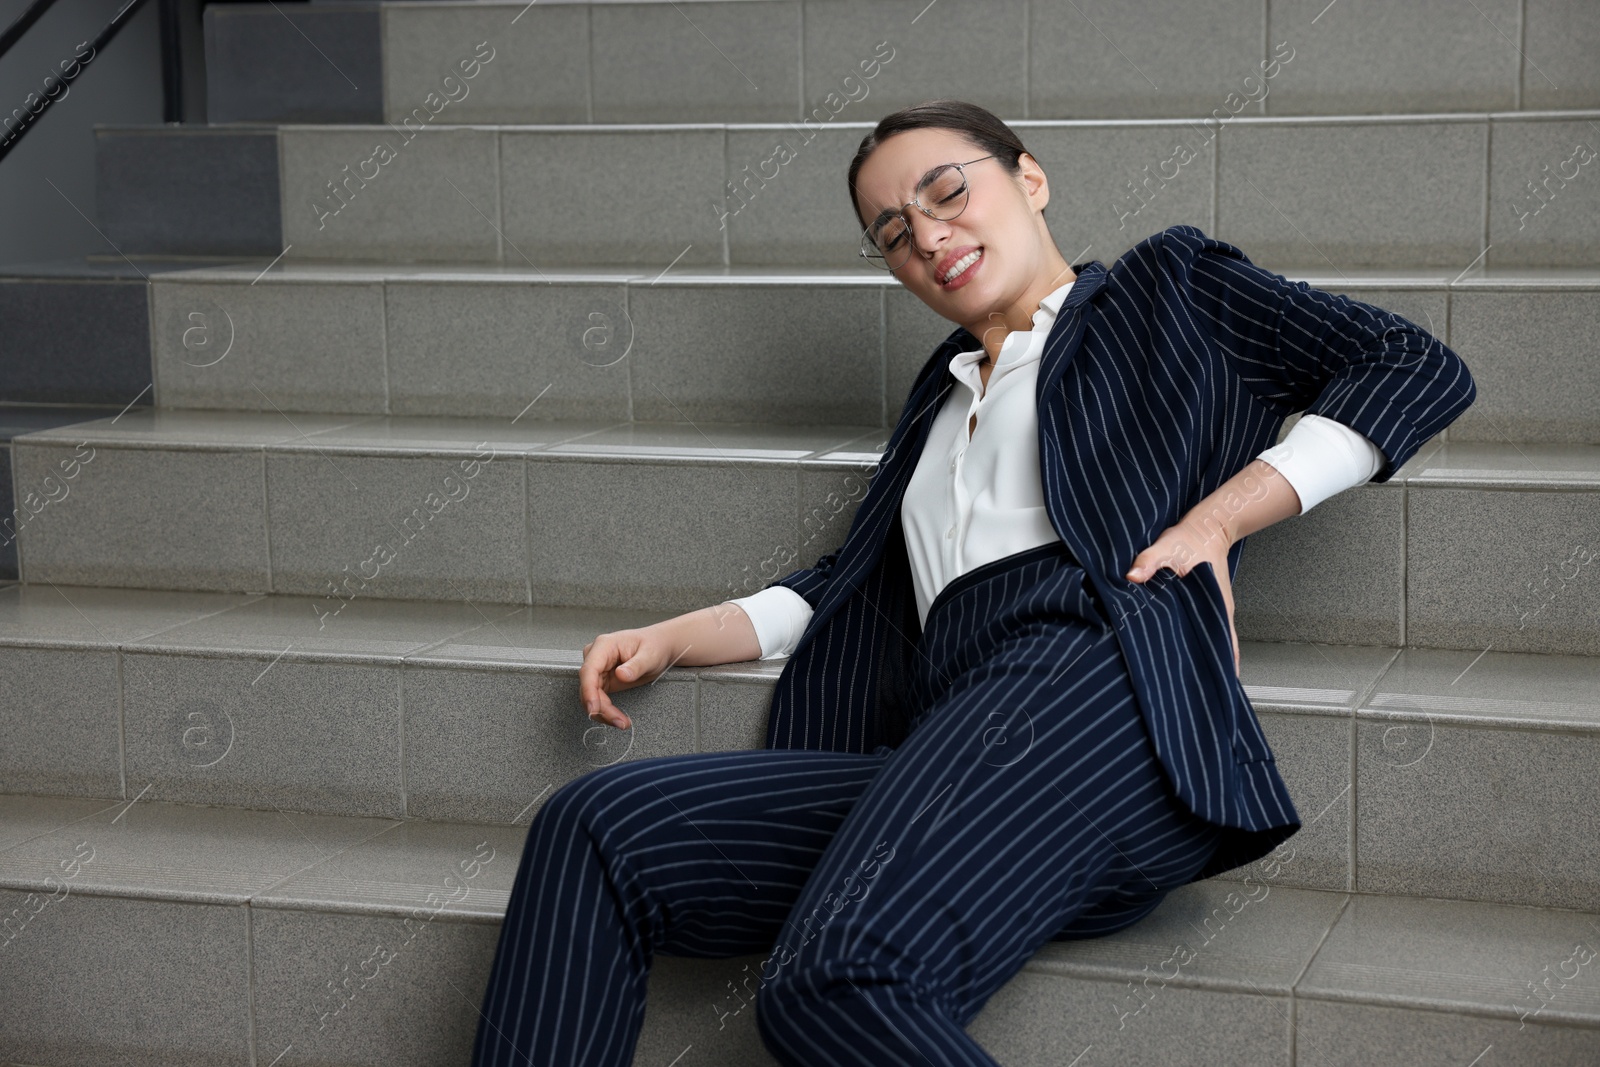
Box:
[949,276,1077,371]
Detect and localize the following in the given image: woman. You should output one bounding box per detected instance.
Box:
[472,100,1475,1066]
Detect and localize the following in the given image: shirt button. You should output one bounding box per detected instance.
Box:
[949,455,957,471]
[946,526,955,539]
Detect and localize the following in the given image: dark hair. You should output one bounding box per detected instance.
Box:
[846,99,1037,230]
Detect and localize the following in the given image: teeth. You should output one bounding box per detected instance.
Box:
[941,249,981,283]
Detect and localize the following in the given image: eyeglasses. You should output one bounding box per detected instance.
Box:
[858,155,997,271]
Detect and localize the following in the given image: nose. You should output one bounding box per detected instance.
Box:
[905,209,955,258]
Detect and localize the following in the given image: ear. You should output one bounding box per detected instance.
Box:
[1016,152,1050,212]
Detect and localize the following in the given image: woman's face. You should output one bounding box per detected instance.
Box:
[853,126,1053,326]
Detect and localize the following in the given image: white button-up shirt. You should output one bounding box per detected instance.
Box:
[728,278,1383,659]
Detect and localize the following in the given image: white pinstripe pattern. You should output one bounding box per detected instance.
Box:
[473,541,1223,1065]
[763,223,1476,882]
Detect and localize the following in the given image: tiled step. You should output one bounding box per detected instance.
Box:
[105,258,1600,442]
[2,792,1599,1065]
[8,412,1600,654]
[201,0,1600,129]
[95,110,1600,269]
[2,580,1599,912]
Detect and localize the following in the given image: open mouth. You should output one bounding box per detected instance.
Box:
[939,247,983,289]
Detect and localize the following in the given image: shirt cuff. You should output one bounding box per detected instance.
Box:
[723,585,815,660]
[1255,413,1386,515]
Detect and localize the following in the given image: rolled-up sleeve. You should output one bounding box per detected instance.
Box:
[724,584,815,660]
[1256,413,1386,514]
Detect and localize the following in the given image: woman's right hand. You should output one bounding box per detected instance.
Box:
[579,628,675,730]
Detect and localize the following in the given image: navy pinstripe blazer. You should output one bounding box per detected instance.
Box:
[760,223,1476,879]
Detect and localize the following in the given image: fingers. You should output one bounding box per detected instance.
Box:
[579,633,636,731]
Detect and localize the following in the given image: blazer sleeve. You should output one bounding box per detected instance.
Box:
[761,547,843,611]
[1161,223,1477,483]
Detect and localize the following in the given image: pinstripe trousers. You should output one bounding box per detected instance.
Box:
[471,540,1225,1066]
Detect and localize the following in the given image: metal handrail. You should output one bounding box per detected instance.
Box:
[0,0,64,64]
[0,0,184,167]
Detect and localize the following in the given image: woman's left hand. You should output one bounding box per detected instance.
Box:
[1124,518,1241,677]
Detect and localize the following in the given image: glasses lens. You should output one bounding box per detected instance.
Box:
[919,166,969,220]
[864,215,909,269]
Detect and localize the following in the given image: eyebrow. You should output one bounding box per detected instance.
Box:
[865,165,944,229]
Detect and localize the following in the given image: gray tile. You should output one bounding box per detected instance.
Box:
[1407,486,1600,656]
[697,669,780,752]
[723,123,877,267]
[1268,0,1519,114]
[1236,639,1396,713]
[205,4,381,124]
[19,408,369,447]
[627,283,881,423]
[130,595,521,661]
[274,415,625,455]
[0,582,257,646]
[0,798,394,905]
[1217,119,1487,268]
[1401,441,1600,488]
[265,451,528,603]
[121,652,406,819]
[968,969,1288,1066]
[525,454,795,612]
[150,278,388,413]
[0,891,250,1066]
[408,603,669,667]
[95,128,281,256]
[383,4,587,125]
[0,276,153,405]
[400,662,697,823]
[500,127,726,266]
[0,444,11,581]
[253,819,527,920]
[887,289,965,412]
[794,463,867,572]
[546,419,876,460]
[1016,125,1218,266]
[590,1,801,123]
[1447,286,1600,441]
[1245,711,1351,891]
[0,794,119,853]
[11,441,270,592]
[1522,0,1600,110]
[249,906,499,1067]
[0,402,130,442]
[1030,881,1347,994]
[1295,998,1600,1067]
[1356,715,1600,909]
[0,646,121,799]
[386,281,633,419]
[1231,481,1406,647]
[1030,0,1264,120]
[1298,893,1600,1024]
[1489,117,1600,269]
[280,127,501,262]
[805,0,1022,119]
[1366,645,1600,732]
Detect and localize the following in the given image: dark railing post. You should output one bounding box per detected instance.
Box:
[158,0,183,123]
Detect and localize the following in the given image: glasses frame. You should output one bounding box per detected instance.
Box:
[858,154,998,271]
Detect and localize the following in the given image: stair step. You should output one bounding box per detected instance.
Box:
[95,110,1600,269]
[33,255,1594,442]
[1,581,1598,911]
[8,413,1600,653]
[201,0,1600,128]
[2,792,1598,1065]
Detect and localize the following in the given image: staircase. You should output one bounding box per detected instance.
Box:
[2,0,1600,1063]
